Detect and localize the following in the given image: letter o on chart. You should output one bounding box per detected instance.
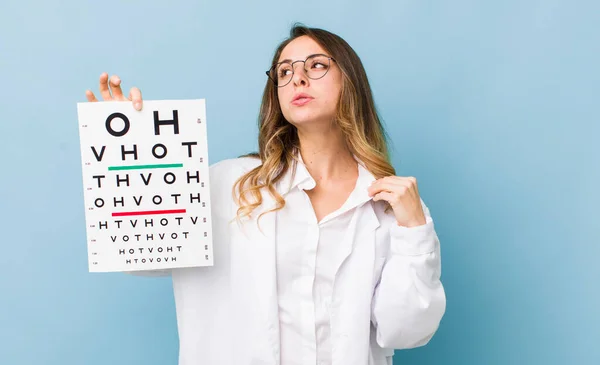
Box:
[152,143,168,159]
[105,113,130,137]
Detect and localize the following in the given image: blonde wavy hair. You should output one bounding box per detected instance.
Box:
[233,24,396,221]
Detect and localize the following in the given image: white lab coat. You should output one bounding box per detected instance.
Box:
[132,156,446,365]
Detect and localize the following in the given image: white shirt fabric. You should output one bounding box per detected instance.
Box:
[276,156,376,365]
[127,156,446,365]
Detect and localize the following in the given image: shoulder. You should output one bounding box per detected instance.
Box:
[209,155,262,182]
[207,156,262,217]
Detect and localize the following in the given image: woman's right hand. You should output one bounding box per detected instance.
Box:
[85,72,144,111]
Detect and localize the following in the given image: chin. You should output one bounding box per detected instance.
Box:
[284,110,312,124]
[286,110,335,127]
[288,116,314,125]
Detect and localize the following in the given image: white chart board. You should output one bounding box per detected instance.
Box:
[76,99,213,273]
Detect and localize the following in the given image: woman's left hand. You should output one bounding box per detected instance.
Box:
[367,176,427,227]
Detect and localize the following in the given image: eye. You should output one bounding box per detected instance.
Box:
[277,64,293,78]
[308,57,329,70]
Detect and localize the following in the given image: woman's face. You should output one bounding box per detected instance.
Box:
[276,36,342,128]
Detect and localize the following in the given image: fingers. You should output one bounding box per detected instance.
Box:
[368,184,408,200]
[374,176,417,188]
[129,87,143,111]
[99,72,112,100]
[109,75,125,100]
[368,176,419,198]
[85,90,98,102]
[372,191,396,204]
[90,72,142,110]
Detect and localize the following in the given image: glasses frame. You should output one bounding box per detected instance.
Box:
[265,54,337,88]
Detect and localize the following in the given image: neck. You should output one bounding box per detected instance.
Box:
[296,124,357,182]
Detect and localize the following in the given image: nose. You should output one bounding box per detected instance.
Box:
[291,61,309,87]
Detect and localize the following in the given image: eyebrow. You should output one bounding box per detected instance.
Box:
[277,53,324,64]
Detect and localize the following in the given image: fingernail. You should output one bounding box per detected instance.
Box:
[134,102,141,110]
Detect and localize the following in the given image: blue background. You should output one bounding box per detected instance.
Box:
[1,0,598,364]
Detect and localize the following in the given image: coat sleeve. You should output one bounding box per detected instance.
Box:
[371,199,446,349]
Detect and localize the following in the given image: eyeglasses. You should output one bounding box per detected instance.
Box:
[266,54,336,87]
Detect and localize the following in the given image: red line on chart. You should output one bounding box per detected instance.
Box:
[111,209,187,217]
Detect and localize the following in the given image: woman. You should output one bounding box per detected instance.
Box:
[85,24,446,365]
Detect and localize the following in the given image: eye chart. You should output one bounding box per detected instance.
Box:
[76,99,213,273]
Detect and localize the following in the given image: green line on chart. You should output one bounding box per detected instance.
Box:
[108,163,183,171]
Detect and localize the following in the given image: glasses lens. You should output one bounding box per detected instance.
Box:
[305,55,331,80]
[273,62,293,86]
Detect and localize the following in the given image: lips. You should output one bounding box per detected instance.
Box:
[291,93,314,106]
